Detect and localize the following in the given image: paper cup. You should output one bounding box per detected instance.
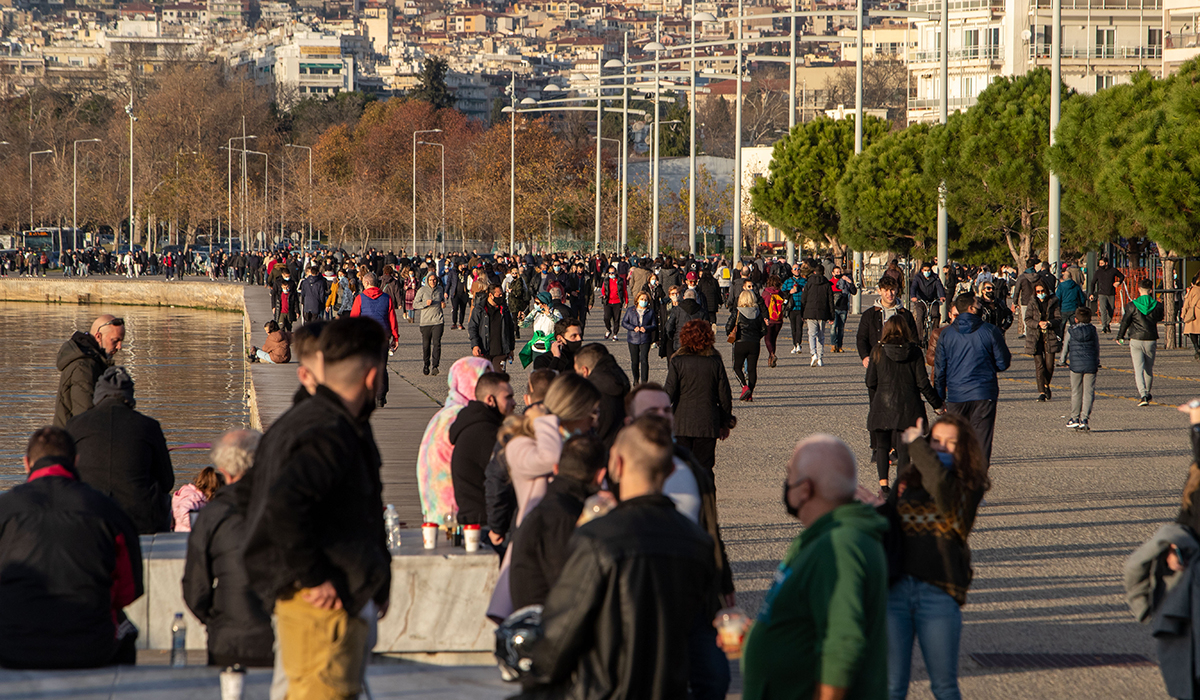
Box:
[463,524,481,552]
[220,667,245,700]
[421,523,438,550]
[714,607,751,660]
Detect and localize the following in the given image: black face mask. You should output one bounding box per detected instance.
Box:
[564,339,583,354]
[782,478,800,517]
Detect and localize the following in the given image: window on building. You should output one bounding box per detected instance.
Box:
[1096,74,1115,91]
[1096,27,1115,58]
[1147,28,1162,57]
[963,28,979,59]
[986,27,1000,58]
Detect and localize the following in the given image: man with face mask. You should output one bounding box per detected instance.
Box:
[739,435,888,700]
[468,284,516,372]
[534,318,583,373]
[909,261,946,347]
[600,265,628,340]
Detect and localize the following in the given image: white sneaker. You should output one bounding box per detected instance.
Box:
[810,355,818,367]
[1066,418,1080,429]
[790,345,799,354]
[817,358,824,367]
[603,331,610,339]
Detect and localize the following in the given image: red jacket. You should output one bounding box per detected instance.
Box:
[602,277,627,306]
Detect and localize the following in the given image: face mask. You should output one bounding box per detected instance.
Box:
[649,280,658,286]
[609,273,616,279]
[1037,293,1047,301]
[554,266,562,273]
[935,451,955,470]
[670,295,679,303]
[564,339,583,353]
[923,270,931,278]
[638,300,648,309]
[782,478,801,517]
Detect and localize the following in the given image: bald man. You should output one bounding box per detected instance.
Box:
[54,314,125,427]
[741,435,889,700]
[522,416,715,699]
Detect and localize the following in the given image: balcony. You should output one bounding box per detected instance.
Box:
[910,0,1002,12]
[1166,32,1200,49]
[1028,43,1163,59]
[908,96,979,110]
[1033,0,1161,8]
[911,45,1003,62]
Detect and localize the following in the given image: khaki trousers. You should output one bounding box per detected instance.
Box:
[275,590,368,700]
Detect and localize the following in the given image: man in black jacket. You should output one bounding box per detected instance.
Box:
[857,275,919,369]
[67,366,174,534]
[521,416,715,699]
[0,427,142,669]
[1090,256,1126,333]
[450,372,515,527]
[183,429,273,668]
[468,283,516,372]
[54,314,123,428]
[573,343,631,447]
[242,317,391,700]
[908,261,947,347]
[800,264,835,367]
[1117,277,1165,406]
[533,318,582,373]
[508,434,607,610]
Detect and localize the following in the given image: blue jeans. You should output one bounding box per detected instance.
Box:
[831,309,848,349]
[686,619,730,700]
[256,349,278,364]
[888,576,962,700]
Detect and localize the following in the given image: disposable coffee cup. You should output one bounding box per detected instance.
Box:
[220,665,245,700]
[714,607,751,660]
[421,523,438,550]
[463,524,481,552]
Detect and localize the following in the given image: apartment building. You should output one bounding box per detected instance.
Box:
[275,32,355,104]
[907,0,1162,123]
[1162,0,1200,73]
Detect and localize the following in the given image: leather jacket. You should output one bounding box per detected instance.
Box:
[1117,299,1164,342]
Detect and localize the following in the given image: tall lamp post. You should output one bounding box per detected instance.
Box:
[227,135,255,250]
[732,0,745,262]
[73,138,101,255]
[690,11,717,256]
[935,0,950,319]
[1048,0,1062,274]
[28,149,53,246]
[412,128,442,255]
[621,32,631,250]
[597,59,623,254]
[646,35,666,258]
[419,141,445,256]
[125,96,136,253]
[285,144,313,249]
[502,96,537,256]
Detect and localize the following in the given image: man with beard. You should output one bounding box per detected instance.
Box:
[976,281,1013,335]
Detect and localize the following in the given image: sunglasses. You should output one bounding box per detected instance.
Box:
[97,318,125,331]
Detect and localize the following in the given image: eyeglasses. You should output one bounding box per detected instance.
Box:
[96,318,125,331]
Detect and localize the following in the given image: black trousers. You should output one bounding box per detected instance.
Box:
[628,341,651,383]
[789,311,804,349]
[376,359,390,406]
[1032,341,1055,395]
[872,430,910,483]
[732,341,761,393]
[945,398,997,466]
[421,324,444,370]
[677,435,717,472]
[451,295,468,326]
[604,303,622,333]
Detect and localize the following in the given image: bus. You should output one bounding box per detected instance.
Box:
[21,227,86,251]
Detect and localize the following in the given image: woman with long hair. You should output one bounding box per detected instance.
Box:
[888,412,990,700]
[867,316,942,492]
[726,290,767,402]
[1183,272,1200,362]
[664,319,734,470]
[621,290,657,383]
[762,275,786,367]
[1024,280,1062,401]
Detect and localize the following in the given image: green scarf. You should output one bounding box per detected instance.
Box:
[1133,294,1158,316]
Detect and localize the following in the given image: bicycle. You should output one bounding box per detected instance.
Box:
[913,298,938,349]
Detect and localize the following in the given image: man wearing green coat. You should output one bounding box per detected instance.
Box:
[741,434,889,700]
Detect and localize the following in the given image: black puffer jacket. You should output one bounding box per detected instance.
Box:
[484,441,517,541]
[800,274,834,320]
[241,385,390,617]
[725,307,767,344]
[449,400,505,526]
[1117,298,1165,342]
[665,299,707,348]
[585,351,631,447]
[522,495,715,699]
[698,273,721,316]
[509,475,592,610]
[183,482,273,667]
[865,342,942,432]
[664,346,733,439]
[66,396,174,535]
[53,331,111,428]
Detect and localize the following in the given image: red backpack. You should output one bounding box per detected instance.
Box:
[766,292,785,323]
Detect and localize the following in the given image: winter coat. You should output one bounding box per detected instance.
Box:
[664,346,734,439]
[1023,295,1063,355]
[416,357,494,525]
[483,441,517,540]
[298,274,329,316]
[449,401,505,526]
[698,274,721,315]
[1057,278,1088,317]
[67,397,174,535]
[620,304,657,345]
[1117,296,1165,342]
[725,307,767,345]
[509,474,593,611]
[934,313,1012,403]
[351,286,399,343]
[800,274,835,320]
[53,331,111,428]
[413,284,445,326]
[183,482,274,668]
[521,495,715,700]
[1068,323,1100,374]
[1016,270,1042,306]
[171,483,208,532]
[977,298,1013,333]
[832,274,857,312]
[909,273,946,303]
[586,352,632,448]
[600,276,627,306]
[241,385,391,617]
[665,299,707,347]
[1091,266,1125,297]
[0,462,143,670]
[1183,286,1200,335]
[866,342,942,432]
[468,300,516,356]
[674,444,735,601]
[262,330,291,364]
[856,304,919,361]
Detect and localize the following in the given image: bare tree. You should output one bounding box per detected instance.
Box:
[822,58,910,129]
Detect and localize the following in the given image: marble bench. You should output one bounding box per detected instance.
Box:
[126,531,500,658]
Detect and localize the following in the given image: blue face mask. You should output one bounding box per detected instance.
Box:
[638,300,648,309]
[923,270,931,278]
[1037,292,1047,301]
[935,450,955,470]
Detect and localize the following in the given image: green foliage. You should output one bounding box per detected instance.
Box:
[925,69,1062,269]
[659,91,691,158]
[749,115,890,247]
[836,123,938,256]
[409,57,455,110]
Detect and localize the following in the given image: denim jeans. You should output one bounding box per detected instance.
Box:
[255,349,278,364]
[806,319,825,360]
[831,309,848,349]
[888,575,962,700]
[687,614,731,700]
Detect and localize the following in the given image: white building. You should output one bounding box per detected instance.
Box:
[275,32,355,104]
[1163,0,1200,73]
[907,0,1162,123]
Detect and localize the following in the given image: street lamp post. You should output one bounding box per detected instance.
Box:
[246,150,269,248]
[125,95,136,253]
[621,33,630,251]
[935,0,950,319]
[733,0,744,262]
[285,144,313,249]
[419,141,445,257]
[1048,0,1062,273]
[226,135,255,250]
[73,139,101,255]
[28,149,53,246]
[412,128,442,255]
[852,0,865,312]
[647,31,666,258]
[690,11,717,257]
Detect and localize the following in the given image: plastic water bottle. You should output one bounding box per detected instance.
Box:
[384,504,401,551]
[170,612,187,667]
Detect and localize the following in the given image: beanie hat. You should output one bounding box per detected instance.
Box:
[94,366,136,409]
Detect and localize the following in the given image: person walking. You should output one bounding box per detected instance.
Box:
[867,317,943,493]
[726,290,767,402]
[1117,277,1164,407]
[350,271,399,407]
[740,434,888,700]
[1184,271,1200,362]
[1090,257,1126,334]
[1014,259,1042,339]
[664,320,734,471]
[621,291,657,383]
[666,288,707,355]
[857,275,919,369]
[242,318,392,700]
[413,271,446,376]
[800,263,834,367]
[468,284,517,372]
[762,276,786,368]
[887,414,991,700]
[298,266,329,325]
[781,262,807,354]
[1056,269,1088,367]
[600,265,628,340]
[909,261,947,347]
[830,265,857,353]
[1067,307,1100,431]
[934,294,1012,465]
[1023,280,1062,402]
[54,314,124,428]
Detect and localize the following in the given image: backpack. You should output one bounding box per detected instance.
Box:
[766,292,786,323]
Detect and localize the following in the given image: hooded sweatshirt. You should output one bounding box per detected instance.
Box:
[54,331,112,428]
[448,400,505,526]
[741,501,889,700]
[587,352,632,447]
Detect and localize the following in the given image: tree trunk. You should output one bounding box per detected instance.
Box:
[1161,245,1178,349]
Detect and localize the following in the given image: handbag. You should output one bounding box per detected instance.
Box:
[727,327,739,344]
